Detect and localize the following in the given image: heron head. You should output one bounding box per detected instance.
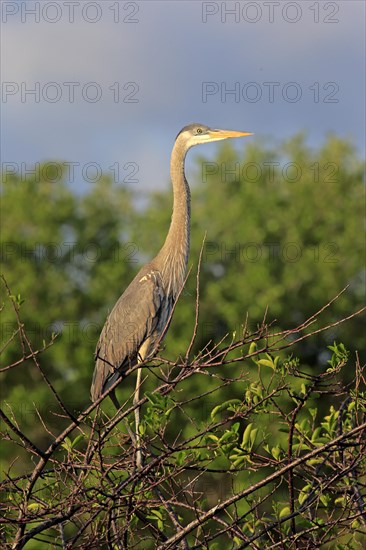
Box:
[176,123,253,149]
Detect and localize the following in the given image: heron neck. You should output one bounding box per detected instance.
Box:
[157,139,191,297]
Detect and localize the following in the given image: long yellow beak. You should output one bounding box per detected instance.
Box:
[208,129,253,140]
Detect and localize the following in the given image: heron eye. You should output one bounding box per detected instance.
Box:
[196,128,203,134]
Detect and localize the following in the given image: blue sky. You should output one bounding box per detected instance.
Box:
[1,1,365,192]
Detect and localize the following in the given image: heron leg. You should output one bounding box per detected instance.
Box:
[134,366,143,470]
[110,390,137,445]
[108,378,143,469]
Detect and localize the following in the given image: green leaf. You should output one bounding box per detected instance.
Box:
[257,359,275,369]
[309,407,318,420]
[71,434,84,449]
[279,506,290,518]
[10,293,25,306]
[298,484,312,506]
[271,445,282,460]
[248,341,257,356]
[61,436,72,452]
[242,423,253,447]
[210,399,242,420]
[320,493,330,507]
[250,428,258,446]
[27,503,42,512]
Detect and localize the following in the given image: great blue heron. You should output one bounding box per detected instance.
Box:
[91,124,252,409]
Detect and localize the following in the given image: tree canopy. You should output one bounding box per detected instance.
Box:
[1,134,365,547]
[1,133,364,431]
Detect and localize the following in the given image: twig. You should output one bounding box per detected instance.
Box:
[158,421,366,549]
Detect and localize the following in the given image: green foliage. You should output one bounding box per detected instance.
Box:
[1,136,364,416]
[141,134,364,361]
[327,341,350,372]
[1,135,365,546]
[1,325,366,546]
[1,166,134,451]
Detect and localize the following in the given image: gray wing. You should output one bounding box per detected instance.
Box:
[91,268,165,401]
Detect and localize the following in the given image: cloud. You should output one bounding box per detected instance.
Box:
[2,1,365,190]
